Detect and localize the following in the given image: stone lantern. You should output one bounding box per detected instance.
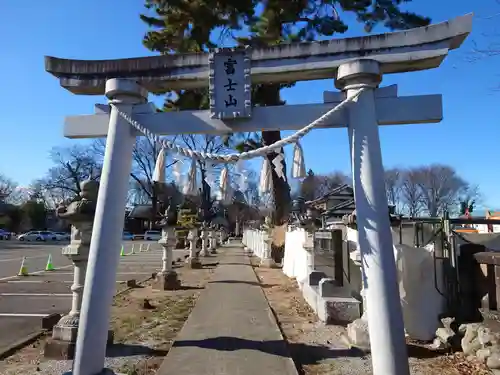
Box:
[44,180,113,359]
[186,227,202,268]
[152,199,181,290]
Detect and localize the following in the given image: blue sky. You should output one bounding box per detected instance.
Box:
[1,1,499,208]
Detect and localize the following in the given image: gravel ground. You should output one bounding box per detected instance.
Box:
[251,258,491,375]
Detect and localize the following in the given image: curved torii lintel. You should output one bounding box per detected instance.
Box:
[45,13,473,95]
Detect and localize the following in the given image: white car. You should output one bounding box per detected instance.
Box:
[144,230,161,241]
[18,231,57,242]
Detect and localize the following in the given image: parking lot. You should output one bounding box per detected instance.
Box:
[0,240,187,354]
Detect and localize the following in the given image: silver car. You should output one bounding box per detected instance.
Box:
[18,231,57,242]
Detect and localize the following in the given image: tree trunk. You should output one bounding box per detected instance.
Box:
[261,131,291,226]
[256,84,292,263]
[262,130,291,263]
[199,168,212,222]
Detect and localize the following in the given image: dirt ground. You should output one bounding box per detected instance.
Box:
[252,259,491,375]
[0,260,218,375]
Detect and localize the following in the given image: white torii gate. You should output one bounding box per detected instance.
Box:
[46,14,472,375]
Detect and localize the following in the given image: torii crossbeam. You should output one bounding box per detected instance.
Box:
[45,14,472,375]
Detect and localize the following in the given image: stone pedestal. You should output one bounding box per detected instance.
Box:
[187,256,202,269]
[186,229,202,269]
[259,233,277,267]
[45,221,110,360]
[152,271,180,290]
[153,227,181,290]
[218,230,224,247]
[200,229,210,257]
[45,327,114,360]
[209,230,217,254]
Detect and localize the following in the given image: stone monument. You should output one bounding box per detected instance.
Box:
[208,224,217,254]
[259,216,277,268]
[44,180,113,359]
[186,227,202,268]
[200,222,210,257]
[152,200,181,290]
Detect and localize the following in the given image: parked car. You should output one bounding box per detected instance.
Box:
[18,231,57,242]
[132,233,144,241]
[144,230,161,241]
[54,232,70,241]
[122,231,134,241]
[0,229,12,240]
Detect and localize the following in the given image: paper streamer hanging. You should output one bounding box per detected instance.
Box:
[183,159,198,195]
[204,164,216,189]
[152,147,167,183]
[219,166,231,203]
[291,142,306,178]
[173,160,183,186]
[259,158,273,195]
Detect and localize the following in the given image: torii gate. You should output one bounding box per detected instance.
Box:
[45,14,472,375]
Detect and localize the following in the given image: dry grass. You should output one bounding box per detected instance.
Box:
[251,257,491,375]
[110,264,216,375]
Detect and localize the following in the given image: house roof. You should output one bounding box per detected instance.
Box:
[306,184,353,206]
[304,184,355,218]
[323,198,356,218]
[128,205,153,220]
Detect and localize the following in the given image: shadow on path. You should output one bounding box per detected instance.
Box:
[106,343,168,358]
[173,336,364,364]
[209,280,276,288]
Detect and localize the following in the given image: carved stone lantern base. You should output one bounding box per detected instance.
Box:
[186,256,203,269]
[44,315,114,360]
[152,270,181,290]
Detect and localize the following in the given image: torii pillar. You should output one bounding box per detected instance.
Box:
[336,59,408,374]
[71,80,148,375]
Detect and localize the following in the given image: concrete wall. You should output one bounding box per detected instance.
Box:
[244,226,447,340]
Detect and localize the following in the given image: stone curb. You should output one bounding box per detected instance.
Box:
[249,256,300,375]
[0,330,48,360]
[0,273,156,360]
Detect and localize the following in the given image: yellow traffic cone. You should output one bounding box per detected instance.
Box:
[18,257,28,276]
[45,254,55,271]
[139,244,144,252]
[131,244,136,254]
[146,244,151,252]
[120,245,125,256]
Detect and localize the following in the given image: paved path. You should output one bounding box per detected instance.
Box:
[0,241,188,355]
[158,246,298,375]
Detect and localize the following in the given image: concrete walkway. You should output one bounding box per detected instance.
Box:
[158,246,298,375]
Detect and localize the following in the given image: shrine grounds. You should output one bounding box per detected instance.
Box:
[0,243,492,375]
[0,240,188,357]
